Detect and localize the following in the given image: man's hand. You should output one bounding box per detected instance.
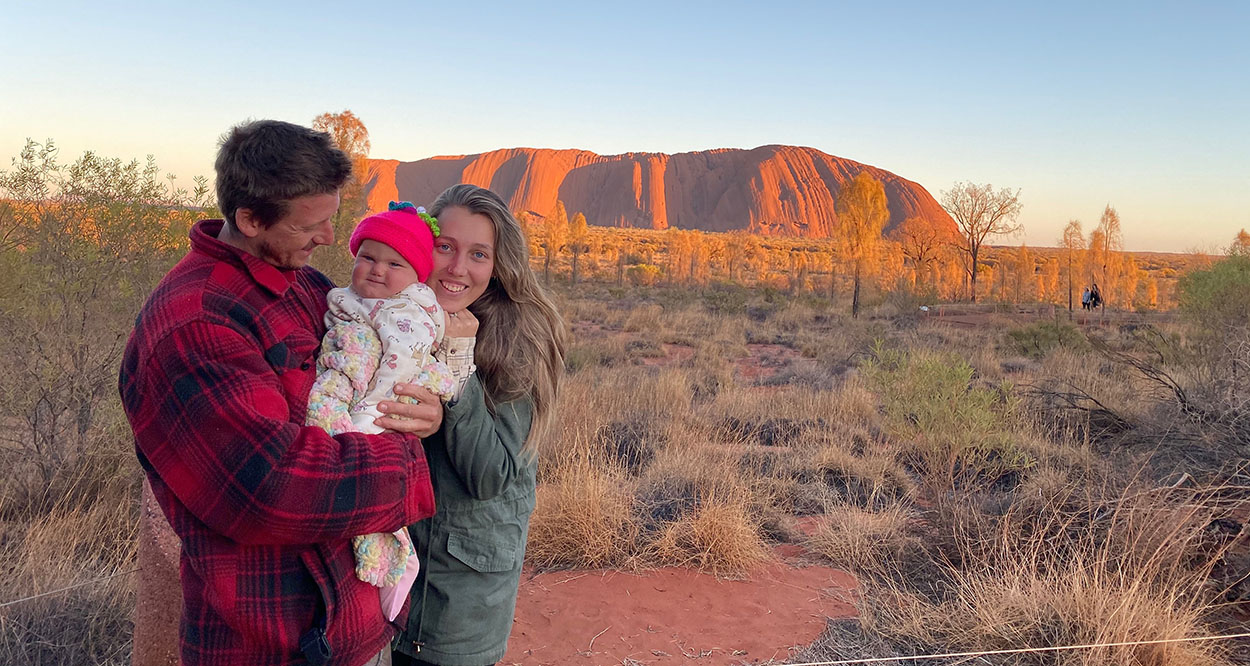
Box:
[444,308,479,339]
[375,384,443,437]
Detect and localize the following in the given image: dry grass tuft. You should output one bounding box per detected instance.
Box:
[0,487,138,666]
[621,303,665,333]
[806,504,916,574]
[644,489,772,577]
[825,483,1244,666]
[813,445,914,509]
[526,456,637,570]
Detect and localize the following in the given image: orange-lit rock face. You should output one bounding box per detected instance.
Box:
[366,145,954,238]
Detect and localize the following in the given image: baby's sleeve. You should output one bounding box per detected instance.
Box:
[306,321,382,436]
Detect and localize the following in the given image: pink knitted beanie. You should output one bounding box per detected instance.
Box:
[348,201,438,282]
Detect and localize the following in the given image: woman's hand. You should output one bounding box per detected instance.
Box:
[444,308,479,338]
[375,384,443,437]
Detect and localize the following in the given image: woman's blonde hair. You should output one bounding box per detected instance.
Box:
[429,184,566,452]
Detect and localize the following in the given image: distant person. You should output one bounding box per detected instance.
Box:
[392,184,567,666]
[120,120,442,666]
[306,201,473,621]
[1090,282,1103,310]
[1081,286,1091,311]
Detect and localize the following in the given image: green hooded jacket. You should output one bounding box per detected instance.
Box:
[394,375,535,666]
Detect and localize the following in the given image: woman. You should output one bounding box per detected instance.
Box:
[392,184,566,666]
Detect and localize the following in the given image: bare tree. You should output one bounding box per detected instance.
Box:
[940,182,1023,303]
[1092,204,1123,311]
[891,215,953,286]
[311,110,371,283]
[1060,219,1085,319]
[1229,228,1250,257]
[567,211,589,285]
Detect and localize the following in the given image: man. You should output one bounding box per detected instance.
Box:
[120,120,441,666]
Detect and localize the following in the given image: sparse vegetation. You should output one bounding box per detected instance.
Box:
[0,140,208,664]
[2,141,1246,664]
[538,284,1248,664]
[1006,319,1090,359]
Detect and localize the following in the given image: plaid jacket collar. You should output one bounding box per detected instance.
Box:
[190,219,297,297]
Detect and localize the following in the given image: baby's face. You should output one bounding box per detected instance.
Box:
[352,239,421,299]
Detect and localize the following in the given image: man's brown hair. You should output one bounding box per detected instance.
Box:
[215,120,352,229]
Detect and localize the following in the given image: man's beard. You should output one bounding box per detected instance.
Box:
[258,240,307,271]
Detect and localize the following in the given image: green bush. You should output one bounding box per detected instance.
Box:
[1177,254,1250,337]
[861,341,1033,489]
[1174,255,1250,437]
[699,285,749,315]
[626,263,663,286]
[1006,320,1089,359]
[0,141,208,510]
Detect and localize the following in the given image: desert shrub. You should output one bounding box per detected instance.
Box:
[595,418,662,474]
[680,344,735,401]
[0,142,213,662]
[1177,254,1250,335]
[932,488,1234,666]
[635,475,702,530]
[1006,320,1089,359]
[806,504,917,574]
[717,416,823,448]
[564,335,630,371]
[0,142,208,511]
[626,263,662,286]
[816,483,1242,666]
[650,285,702,311]
[526,457,637,569]
[883,276,940,317]
[615,368,693,423]
[621,302,664,332]
[752,362,837,389]
[1175,255,1250,439]
[643,488,771,577]
[0,484,138,665]
[624,338,665,358]
[743,325,797,347]
[861,342,1035,490]
[814,445,914,509]
[699,284,749,315]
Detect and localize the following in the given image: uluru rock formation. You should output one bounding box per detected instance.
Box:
[364,145,953,238]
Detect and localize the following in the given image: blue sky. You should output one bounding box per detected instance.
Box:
[3,1,1247,252]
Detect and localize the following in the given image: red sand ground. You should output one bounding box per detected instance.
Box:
[504,545,857,666]
[503,331,857,665]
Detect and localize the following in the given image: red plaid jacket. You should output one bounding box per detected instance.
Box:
[120,220,436,666]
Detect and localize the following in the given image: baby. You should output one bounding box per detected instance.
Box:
[305,201,470,616]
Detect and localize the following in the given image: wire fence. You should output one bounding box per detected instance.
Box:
[0,567,139,610]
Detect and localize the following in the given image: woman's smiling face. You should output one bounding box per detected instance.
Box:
[427,205,495,312]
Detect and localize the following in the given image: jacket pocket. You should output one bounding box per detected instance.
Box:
[445,532,518,573]
[299,545,339,630]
